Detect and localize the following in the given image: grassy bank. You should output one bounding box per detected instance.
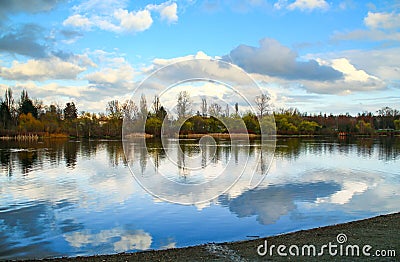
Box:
[29,212,399,262]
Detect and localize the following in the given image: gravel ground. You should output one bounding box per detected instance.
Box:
[19,212,399,262]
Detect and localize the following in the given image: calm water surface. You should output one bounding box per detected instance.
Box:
[0,137,399,259]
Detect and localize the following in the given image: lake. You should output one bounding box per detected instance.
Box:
[0,137,399,259]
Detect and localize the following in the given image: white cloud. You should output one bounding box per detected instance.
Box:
[300,56,386,94]
[251,56,386,95]
[330,58,379,82]
[316,181,368,205]
[85,64,135,86]
[152,51,212,67]
[63,14,92,29]
[63,1,177,33]
[275,0,329,11]
[10,81,95,102]
[159,2,178,23]
[307,47,400,83]
[332,11,400,42]
[114,9,153,32]
[0,56,86,81]
[332,29,400,42]
[64,229,152,252]
[288,0,329,11]
[227,38,342,81]
[84,55,135,89]
[148,2,178,23]
[160,241,177,249]
[364,11,400,29]
[72,0,128,14]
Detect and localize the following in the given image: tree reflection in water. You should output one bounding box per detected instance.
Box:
[0,137,399,177]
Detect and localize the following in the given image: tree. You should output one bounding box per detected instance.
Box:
[145,117,162,136]
[5,88,14,112]
[40,104,62,133]
[18,113,43,132]
[107,100,122,119]
[355,120,373,134]
[276,115,298,134]
[122,100,138,121]
[140,94,148,120]
[64,102,78,120]
[0,101,12,129]
[176,91,191,119]
[201,98,207,117]
[190,115,207,133]
[19,90,38,118]
[224,104,229,117]
[299,120,320,134]
[4,88,15,124]
[152,95,161,114]
[242,113,260,134]
[235,102,239,116]
[208,102,222,117]
[255,93,270,118]
[156,106,167,120]
[393,120,400,130]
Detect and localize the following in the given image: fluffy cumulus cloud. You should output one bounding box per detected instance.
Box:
[147,1,178,23]
[226,38,342,81]
[335,48,400,83]
[364,11,400,29]
[12,81,94,98]
[63,14,92,29]
[84,56,135,89]
[64,228,152,252]
[222,37,392,95]
[294,57,385,94]
[85,64,135,87]
[138,41,388,101]
[274,0,329,11]
[0,56,87,81]
[63,0,178,33]
[333,10,400,42]
[114,9,153,32]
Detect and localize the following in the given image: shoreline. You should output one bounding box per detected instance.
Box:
[2,132,399,141]
[28,212,399,261]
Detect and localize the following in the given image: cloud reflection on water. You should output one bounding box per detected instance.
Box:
[0,138,399,259]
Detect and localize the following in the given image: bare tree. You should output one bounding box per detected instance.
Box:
[140,94,148,120]
[152,95,161,115]
[107,100,122,119]
[122,100,138,120]
[177,91,191,119]
[201,98,207,117]
[255,94,270,118]
[5,88,14,114]
[225,104,229,117]
[209,102,222,117]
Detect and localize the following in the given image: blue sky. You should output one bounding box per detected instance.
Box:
[0,0,399,114]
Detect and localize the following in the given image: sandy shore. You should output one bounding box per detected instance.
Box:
[24,212,399,262]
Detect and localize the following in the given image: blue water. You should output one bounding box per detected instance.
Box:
[0,137,399,259]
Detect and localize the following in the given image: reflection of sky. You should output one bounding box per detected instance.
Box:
[0,138,399,259]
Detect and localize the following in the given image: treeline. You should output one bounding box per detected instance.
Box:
[0,88,399,138]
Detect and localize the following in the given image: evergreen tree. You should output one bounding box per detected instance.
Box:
[64,102,78,120]
[19,90,38,118]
